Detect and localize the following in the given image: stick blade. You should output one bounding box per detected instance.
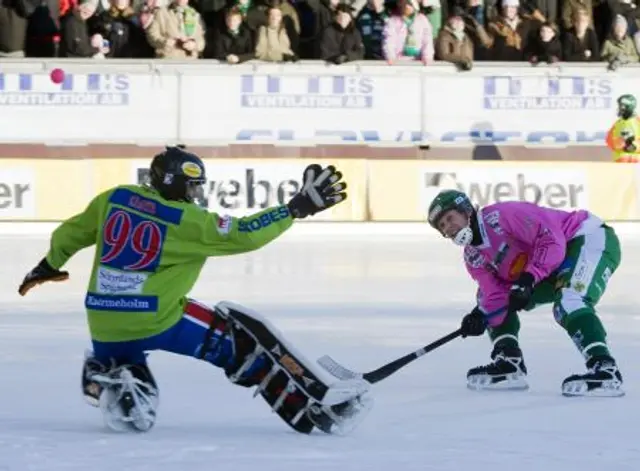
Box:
[317,355,362,380]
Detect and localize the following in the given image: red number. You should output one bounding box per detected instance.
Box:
[127,221,162,270]
[101,210,163,271]
[101,211,132,264]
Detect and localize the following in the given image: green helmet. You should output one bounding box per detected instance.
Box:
[427,189,474,231]
[617,94,636,119]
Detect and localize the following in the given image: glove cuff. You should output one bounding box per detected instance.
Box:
[38,257,55,272]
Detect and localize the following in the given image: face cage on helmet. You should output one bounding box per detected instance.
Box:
[433,204,472,233]
[185,180,206,205]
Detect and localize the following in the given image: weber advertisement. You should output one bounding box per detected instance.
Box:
[0,168,36,219]
[419,168,589,211]
[132,159,366,222]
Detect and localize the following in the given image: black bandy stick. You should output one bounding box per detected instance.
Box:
[318,329,463,384]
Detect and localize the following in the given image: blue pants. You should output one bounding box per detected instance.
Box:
[91,300,265,378]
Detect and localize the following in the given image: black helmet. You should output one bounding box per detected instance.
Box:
[149,145,207,204]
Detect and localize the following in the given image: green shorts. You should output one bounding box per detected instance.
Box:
[526,222,621,327]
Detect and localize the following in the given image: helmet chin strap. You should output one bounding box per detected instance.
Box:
[452,226,474,246]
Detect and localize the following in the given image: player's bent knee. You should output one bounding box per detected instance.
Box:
[553,288,594,326]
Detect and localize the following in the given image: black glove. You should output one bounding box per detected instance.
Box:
[18,258,69,296]
[287,164,348,219]
[460,308,486,338]
[508,272,535,313]
[623,135,636,152]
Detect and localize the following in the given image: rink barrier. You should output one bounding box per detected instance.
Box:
[0,60,638,150]
[0,158,639,223]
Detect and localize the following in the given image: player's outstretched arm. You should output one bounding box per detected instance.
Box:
[18,191,105,296]
[189,164,348,257]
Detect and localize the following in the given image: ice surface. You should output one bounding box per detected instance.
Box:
[1,228,639,471]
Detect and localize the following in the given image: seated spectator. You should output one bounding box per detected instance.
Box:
[611,0,640,37]
[0,0,32,57]
[226,0,269,42]
[601,14,640,69]
[562,8,599,61]
[255,4,297,60]
[462,8,494,59]
[25,0,61,57]
[383,0,434,64]
[320,2,364,63]
[464,0,485,25]
[93,0,150,57]
[561,0,593,32]
[312,0,340,56]
[146,0,205,58]
[137,0,162,56]
[486,0,535,61]
[59,0,111,58]
[435,8,475,69]
[356,0,390,59]
[420,0,442,37]
[140,0,162,30]
[273,0,301,54]
[206,6,255,62]
[525,21,561,63]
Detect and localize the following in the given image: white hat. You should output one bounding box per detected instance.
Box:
[503,0,519,7]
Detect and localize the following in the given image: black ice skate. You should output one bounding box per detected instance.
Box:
[562,355,624,397]
[82,351,108,407]
[467,345,528,391]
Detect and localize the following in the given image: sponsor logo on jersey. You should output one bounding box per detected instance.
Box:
[464,248,484,268]
[216,214,232,235]
[238,206,290,232]
[182,161,203,179]
[96,266,148,295]
[484,210,503,235]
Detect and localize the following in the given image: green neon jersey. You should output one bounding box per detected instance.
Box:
[45,184,293,342]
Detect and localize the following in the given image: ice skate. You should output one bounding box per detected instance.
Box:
[467,345,529,391]
[93,365,160,432]
[82,350,107,407]
[562,355,624,397]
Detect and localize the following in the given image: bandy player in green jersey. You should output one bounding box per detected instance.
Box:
[18,146,372,434]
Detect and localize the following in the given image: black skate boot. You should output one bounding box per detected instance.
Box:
[82,351,108,407]
[467,345,528,391]
[562,355,624,397]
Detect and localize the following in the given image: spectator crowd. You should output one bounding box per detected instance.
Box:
[1,0,640,67]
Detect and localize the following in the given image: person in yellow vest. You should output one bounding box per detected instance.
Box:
[606,94,640,163]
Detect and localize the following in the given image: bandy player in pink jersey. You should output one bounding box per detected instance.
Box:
[427,189,624,397]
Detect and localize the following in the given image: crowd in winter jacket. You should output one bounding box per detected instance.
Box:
[2,0,640,64]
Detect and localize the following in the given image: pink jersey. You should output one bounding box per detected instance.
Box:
[464,202,591,326]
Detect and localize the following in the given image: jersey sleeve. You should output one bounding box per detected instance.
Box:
[179,204,294,257]
[45,190,107,269]
[465,259,510,327]
[499,209,566,284]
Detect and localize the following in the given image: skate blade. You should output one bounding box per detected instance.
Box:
[98,387,158,433]
[562,380,625,398]
[467,373,529,391]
